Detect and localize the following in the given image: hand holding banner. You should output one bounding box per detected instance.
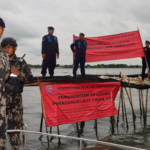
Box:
[73,30,144,62]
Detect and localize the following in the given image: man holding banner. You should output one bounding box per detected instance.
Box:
[70,33,87,77]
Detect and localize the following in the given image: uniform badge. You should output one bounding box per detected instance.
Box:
[145,48,147,51]
[17,65,20,69]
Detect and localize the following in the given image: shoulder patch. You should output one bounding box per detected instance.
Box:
[54,36,57,42]
[42,37,45,41]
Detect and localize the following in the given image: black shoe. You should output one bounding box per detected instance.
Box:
[42,74,46,77]
[50,74,53,77]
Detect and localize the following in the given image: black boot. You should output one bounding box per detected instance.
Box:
[42,74,46,77]
[50,74,53,77]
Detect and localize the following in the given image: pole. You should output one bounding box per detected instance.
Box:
[57,126,61,144]
[76,123,80,137]
[38,80,50,147]
[145,89,148,122]
[139,76,146,123]
[117,87,122,128]
[122,87,129,129]
[139,89,143,117]
[124,88,136,120]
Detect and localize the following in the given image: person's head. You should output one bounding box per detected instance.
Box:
[79,33,85,41]
[48,26,54,35]
[145,40,150,48]
[1,37,18,58]
[0,18,5,38]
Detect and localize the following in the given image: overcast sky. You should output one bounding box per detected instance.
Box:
[0,0,150,65]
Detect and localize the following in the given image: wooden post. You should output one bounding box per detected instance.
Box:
[121,88,125,121]
[95,119,98,139]
[139,89,143,117]
[110,116,114,134]
[117,87,122,128]
[124,87,136,128]
[40,113,43,132]
[126,80,136,120]
[139,76,146,122]
[122,87,129,129]
[38,83,50,147]
[145,89,148,122]
[57,126,61,144]
[76,123,80,137]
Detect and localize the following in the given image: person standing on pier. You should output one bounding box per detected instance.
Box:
[141,40,150,80]
[41,26,59,77]
[1,37,33,150]
[0,18,10,150]
[70,33,87,77]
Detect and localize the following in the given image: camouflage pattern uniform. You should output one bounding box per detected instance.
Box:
[0,46,10,150]
[5,55,33,147]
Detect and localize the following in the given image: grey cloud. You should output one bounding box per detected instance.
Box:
[0,0,149,65]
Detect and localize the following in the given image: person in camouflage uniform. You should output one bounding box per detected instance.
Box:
[1,37,33,150]
[0,18,10,150]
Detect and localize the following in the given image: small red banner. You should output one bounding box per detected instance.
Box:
[73,30,144,62]
[40,82,120,127]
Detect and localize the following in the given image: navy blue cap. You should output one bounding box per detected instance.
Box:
[0,18,5,28]
[48,26,54,30]
[145,40,150,44]
[80,33,85,36]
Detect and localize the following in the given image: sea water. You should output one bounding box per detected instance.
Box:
[6,68,150,150]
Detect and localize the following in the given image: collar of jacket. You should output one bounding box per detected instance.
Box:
[10,55,19,62]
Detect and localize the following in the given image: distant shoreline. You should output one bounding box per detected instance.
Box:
[31,67,142,69]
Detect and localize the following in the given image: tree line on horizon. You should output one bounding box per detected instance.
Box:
[28,64,142,68]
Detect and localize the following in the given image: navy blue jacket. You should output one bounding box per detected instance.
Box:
[41,34,59,55]
[142,47,150,61]
[70,40,87,57]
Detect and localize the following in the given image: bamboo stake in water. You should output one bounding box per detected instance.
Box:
[95,119,98,139]
[139,76,146,122]
[117,87,122,128]
[76,123,80,137]
[124,87,136,128]
[128,80,136,120]
[145,89,148,122]
[122,87,129,129]
[57,126,61,144]
[139,89,143,117]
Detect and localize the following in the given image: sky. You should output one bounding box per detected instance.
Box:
[0,0,150,65]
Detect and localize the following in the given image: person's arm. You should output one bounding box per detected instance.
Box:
[5,52,10,80]
[56,37,59,59]
[42,36,46,59]
[70,41,76,53]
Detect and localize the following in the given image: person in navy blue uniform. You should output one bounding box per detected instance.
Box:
[141,40,150,80]
[41,26,59,77]
[70,33,87,77]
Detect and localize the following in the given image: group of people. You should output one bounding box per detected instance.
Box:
[0,18,87,150]
[0,18,33,150]
[41,26,87,77]
[0,17,150,150]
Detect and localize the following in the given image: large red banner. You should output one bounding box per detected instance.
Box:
[40,82,120,127]
[73,30,144,62]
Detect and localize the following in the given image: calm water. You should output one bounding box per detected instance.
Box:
[6,68,150,150]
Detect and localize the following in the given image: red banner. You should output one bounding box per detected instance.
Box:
[40,82,120,127]
[73,30,144,62]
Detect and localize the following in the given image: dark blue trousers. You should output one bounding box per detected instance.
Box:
[142,58,150,80]
[41,55,56,75]
[73,56,85,76]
